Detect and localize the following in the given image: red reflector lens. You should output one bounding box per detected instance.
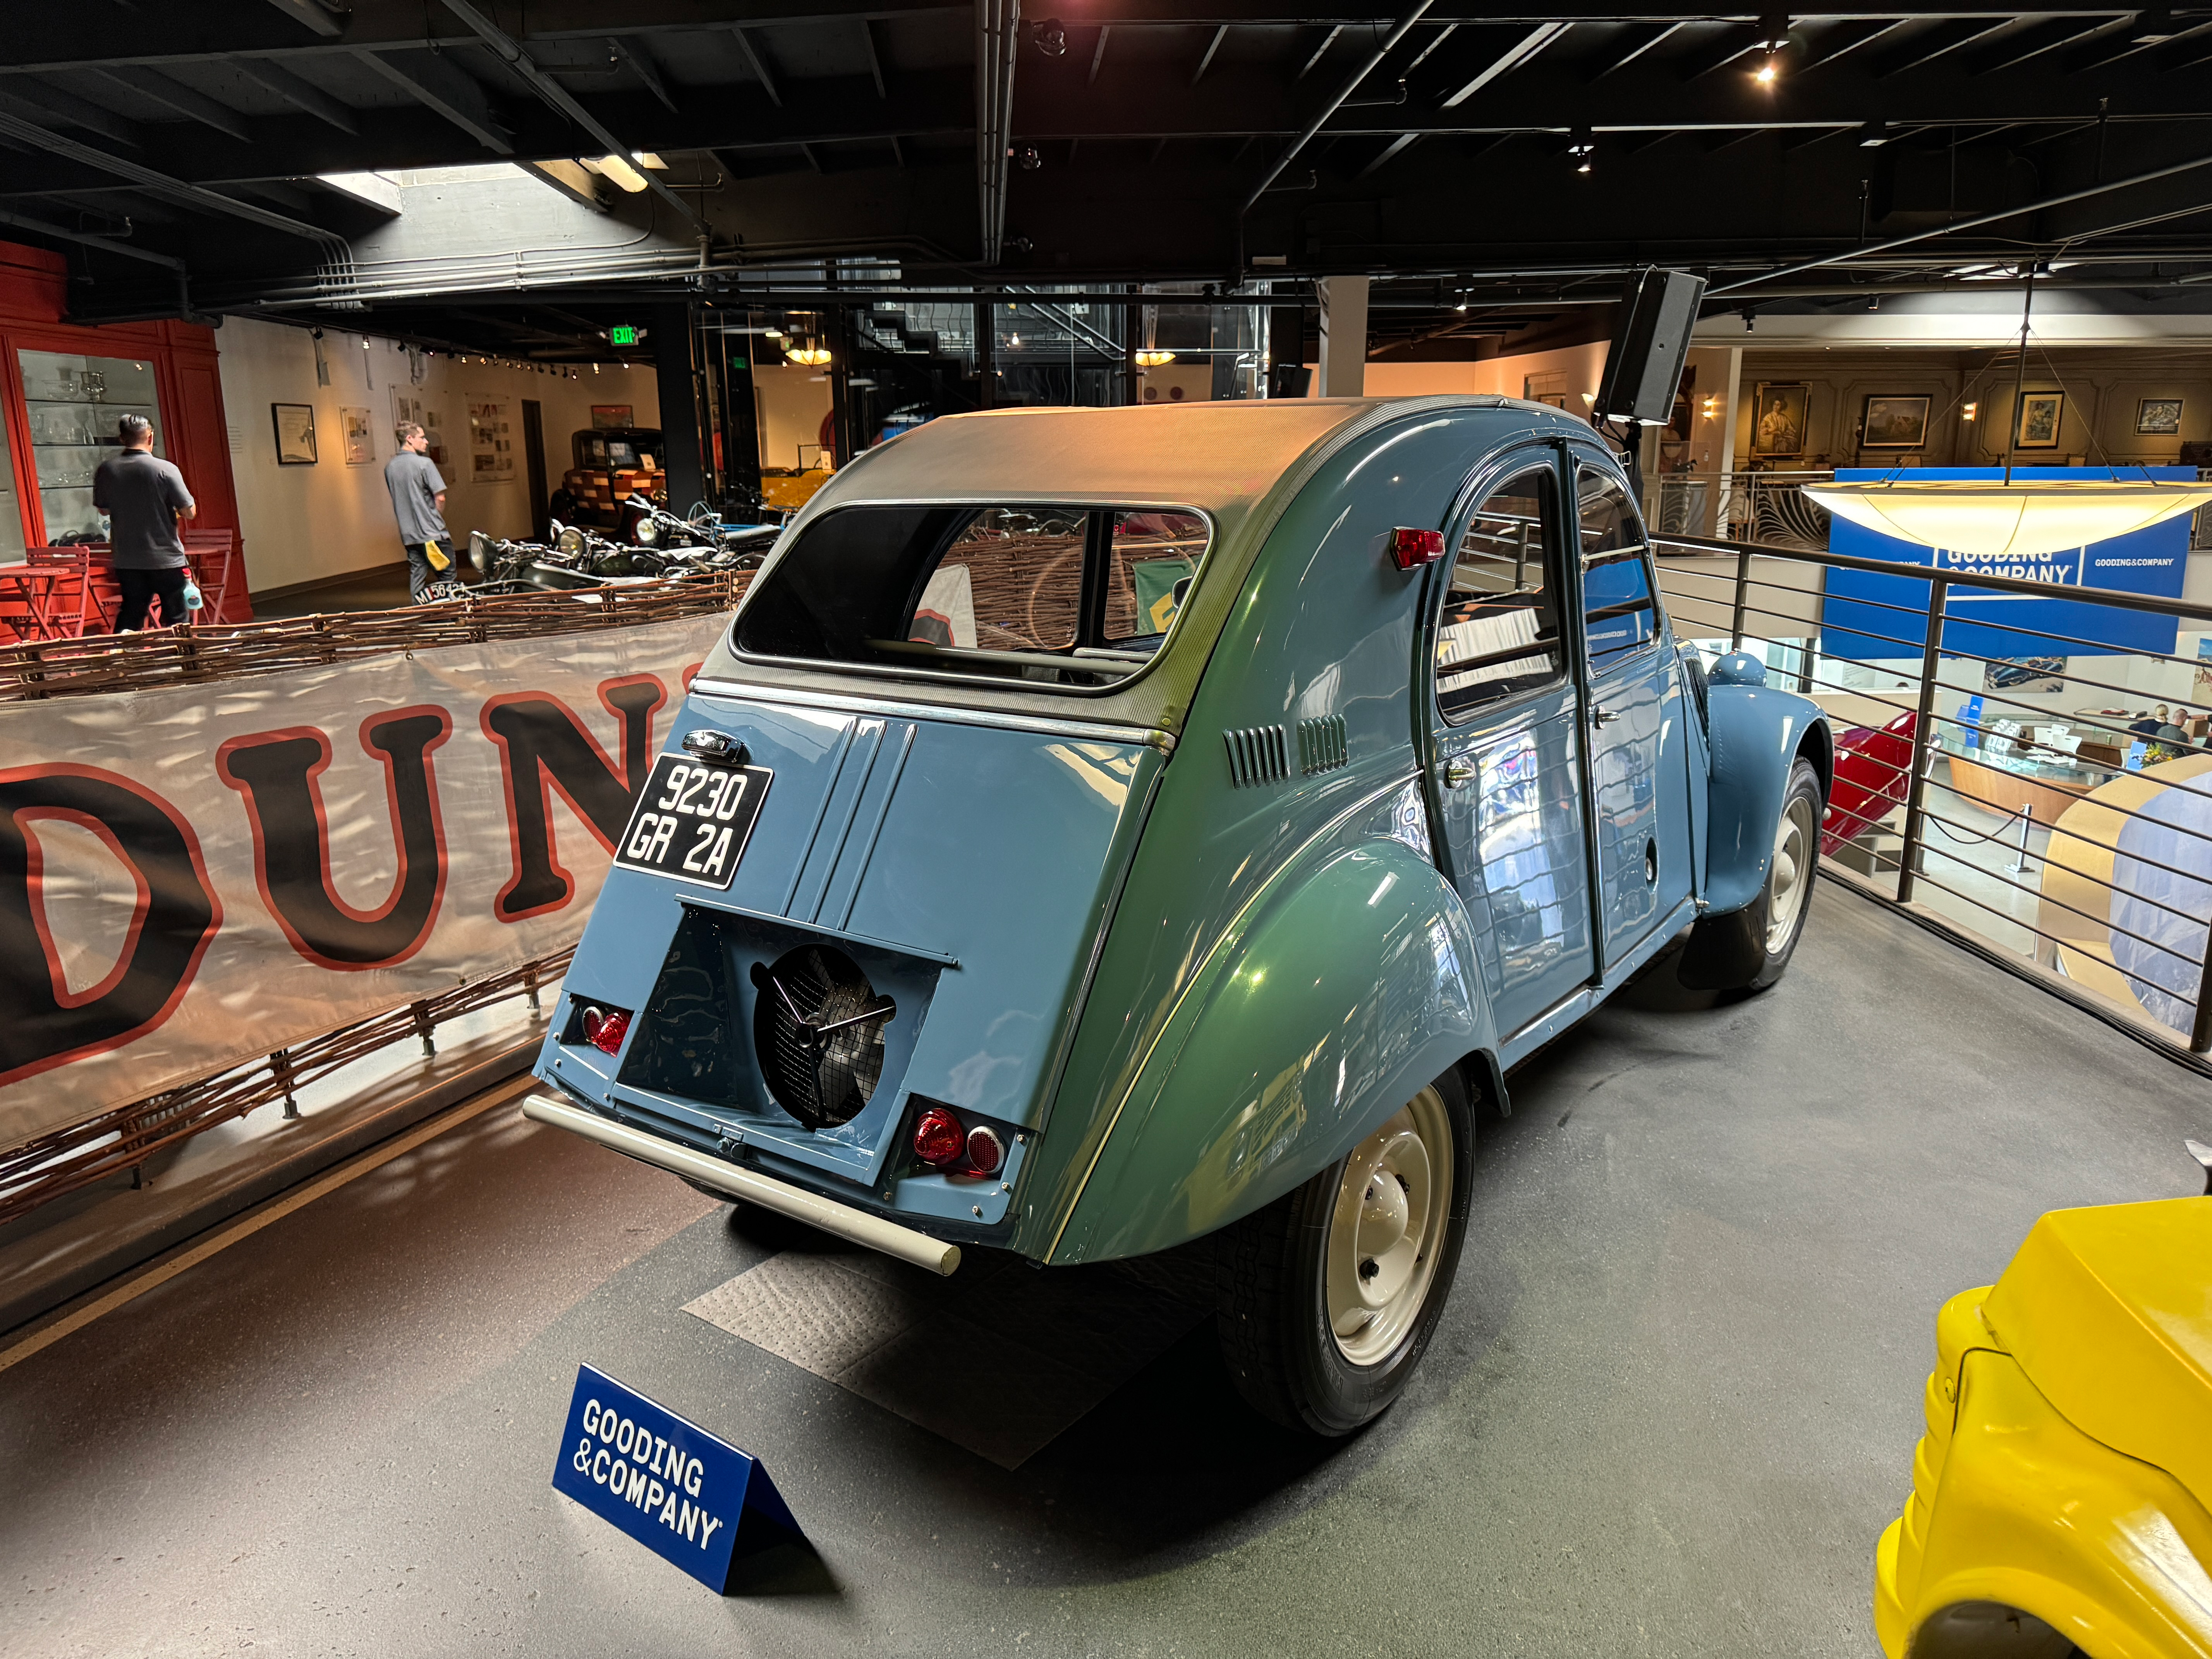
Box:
[1391,527,1445,570]
[965,1125,1004,1176]
[587,1010,629,1055]
[913,1106,965,1167]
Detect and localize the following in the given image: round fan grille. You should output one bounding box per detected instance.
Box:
[749,946,894,1129]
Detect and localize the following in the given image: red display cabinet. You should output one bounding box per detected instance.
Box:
[0,240,249,623]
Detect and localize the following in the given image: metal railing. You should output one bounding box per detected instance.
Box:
[1646,469,1835,548]
[1652,526,2212,1067]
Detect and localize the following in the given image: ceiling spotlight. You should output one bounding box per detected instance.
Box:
[1858,119,1890,148]
[1754,56,1780,85]
[1742,308,1757,332]
[1017,145,1042,171]
[1567,127,1595,174]
[1750,12,1791,50]
[1032,17,1068,57]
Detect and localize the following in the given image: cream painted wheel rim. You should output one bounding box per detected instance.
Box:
[1766,790,1816,955]
[1326,1086,1453,1367]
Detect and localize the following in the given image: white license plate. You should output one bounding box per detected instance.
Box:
[613,752,772,889]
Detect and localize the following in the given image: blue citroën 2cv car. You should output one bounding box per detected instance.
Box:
[526,396,1831,1436]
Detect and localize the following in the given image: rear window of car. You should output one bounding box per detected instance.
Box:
[734,503,1210,689]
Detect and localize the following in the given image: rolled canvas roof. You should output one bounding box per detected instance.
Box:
[702,396,1516,735]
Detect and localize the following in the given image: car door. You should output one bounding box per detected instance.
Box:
[1426,452,1595,1041]
[1572,456,1686,970]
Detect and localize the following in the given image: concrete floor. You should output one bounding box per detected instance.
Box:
[4,882,2207,1659]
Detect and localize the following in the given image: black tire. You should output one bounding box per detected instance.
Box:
[1215,1067,1475,1436]
[1673,756,1824,993]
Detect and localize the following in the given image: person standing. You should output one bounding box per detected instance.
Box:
[92,414,196,630]
[385,421,453,602]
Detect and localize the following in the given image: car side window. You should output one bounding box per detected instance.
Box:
[1577,466,1659,672]
[1434,465,1563,720]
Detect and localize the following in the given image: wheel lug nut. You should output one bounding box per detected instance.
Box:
[1359,1258,1379,1280]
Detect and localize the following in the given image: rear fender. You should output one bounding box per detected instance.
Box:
[1703,658,1830,916]
[1042,823,1492,1264]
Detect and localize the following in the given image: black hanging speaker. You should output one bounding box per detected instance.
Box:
[1592,268,1708,426]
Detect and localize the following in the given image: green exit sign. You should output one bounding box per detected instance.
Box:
[608,324,639,347]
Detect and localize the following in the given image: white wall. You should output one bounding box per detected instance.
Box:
[1302,342,1611,407]
[216,315,659,594]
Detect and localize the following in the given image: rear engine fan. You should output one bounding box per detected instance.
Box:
[750,946,895,1129]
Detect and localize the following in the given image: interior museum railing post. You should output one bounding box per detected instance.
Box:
[1729,547,1751,649]
[1894,577,1949,905]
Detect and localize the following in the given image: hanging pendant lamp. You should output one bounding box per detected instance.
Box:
[1802,267,2212,562]
[1803,475,2212,560]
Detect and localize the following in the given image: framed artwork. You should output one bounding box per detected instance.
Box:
[591,404,634,429]
[1750,383,1810,457]
[1861,394,1930,450]
[271,403,317,465]
[391,389,447,467]
[467,395,515,482]
[2138,398,2184,435]
[340,406,376,465]
[2015,391,2064,449]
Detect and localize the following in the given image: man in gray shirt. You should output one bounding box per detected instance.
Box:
[92,414,197,630]
[385,421,452,602]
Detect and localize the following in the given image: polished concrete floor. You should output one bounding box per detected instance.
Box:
[5,882,2207,1658]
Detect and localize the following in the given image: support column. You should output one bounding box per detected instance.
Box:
[651,301,706,514]
[1123,288,1141,407]
[974,301,997,409]
[724,314,763,520]
[828,308,854,467]
[1316,275,1369,398]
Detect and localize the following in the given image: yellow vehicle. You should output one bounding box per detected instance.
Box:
[1877,1147,2212,1658]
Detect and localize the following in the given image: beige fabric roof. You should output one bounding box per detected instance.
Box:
[804,399,1375,534]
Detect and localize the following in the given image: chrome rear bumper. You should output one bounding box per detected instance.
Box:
[521,1092,961,1276]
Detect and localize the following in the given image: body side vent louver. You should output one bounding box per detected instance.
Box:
[1298,714,1348,775]
[1224,724,1290,787]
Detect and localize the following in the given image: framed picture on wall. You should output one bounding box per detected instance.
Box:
[1750,383,1810,457]
[340,406,376,465]
[591,404,634,429]
[2138,398,2184,435]
[271,403,317,465]
[1861,394,1930,449]
[2016,391,2064,449]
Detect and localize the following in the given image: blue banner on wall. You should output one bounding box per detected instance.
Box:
[1819,467,2193,663]
[551,1364,799,1593]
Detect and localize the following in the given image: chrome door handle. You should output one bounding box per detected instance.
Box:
[1590,705,1620,726]
[1442,760,1476,788]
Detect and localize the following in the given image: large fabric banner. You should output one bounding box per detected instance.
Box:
[0,613,730,1149]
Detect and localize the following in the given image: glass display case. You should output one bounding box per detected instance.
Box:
[17,349,163,543]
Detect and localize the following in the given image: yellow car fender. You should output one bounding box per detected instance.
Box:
[1878,1257,2212,1659]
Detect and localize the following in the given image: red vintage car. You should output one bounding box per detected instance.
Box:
[1822,710,1917,855]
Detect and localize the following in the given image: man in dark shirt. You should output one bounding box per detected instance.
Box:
[384,421,452,602]
[92,414,196,630]
[2128,705,2169,736]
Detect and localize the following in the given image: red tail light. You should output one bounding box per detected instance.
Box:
[582,1007,630,1055]
[913,1106,965,1168]
[965,1126,1004,1176]
[1391,527,1445,570]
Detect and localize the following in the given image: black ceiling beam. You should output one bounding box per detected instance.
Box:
[234,58,359,134]
[1674,22,1762,80]
[87,66,252,144]
[264,0,347,38]
[1587,21,1686,81]
[0,81,141,149]
[726,27,784,107]
[1193,24,1231,84]
[1438,22,1571,106]
[438,0,710,235]
[1870,17,2014,76]
[861,21,888,98]
[354,47,515,153]
[608,36,679,115]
